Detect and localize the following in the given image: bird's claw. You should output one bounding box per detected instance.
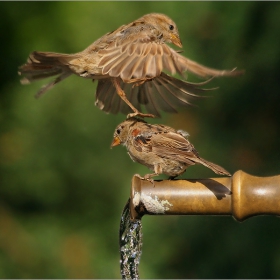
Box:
[127,112,155,119]
[134,173,155,186]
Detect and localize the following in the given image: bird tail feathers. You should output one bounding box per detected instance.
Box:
[18,51,76,97]
[199,157,231,176]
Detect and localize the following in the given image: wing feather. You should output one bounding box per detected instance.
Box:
[94,72,212,116]
[98,25,243,82]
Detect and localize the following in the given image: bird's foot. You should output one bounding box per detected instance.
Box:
[127,112,155,119]
[134,173,155,186]
[143,174,155,185]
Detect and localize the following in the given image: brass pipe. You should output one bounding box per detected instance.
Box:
[130,170,280,221]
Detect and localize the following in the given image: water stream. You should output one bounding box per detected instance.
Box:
[119,198,143,279]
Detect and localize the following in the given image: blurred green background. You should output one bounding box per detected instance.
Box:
[1,1,280,278]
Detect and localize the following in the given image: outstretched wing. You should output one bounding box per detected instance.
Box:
[96,22,243,116]
[97,23,243,82]
[95,73,213,117]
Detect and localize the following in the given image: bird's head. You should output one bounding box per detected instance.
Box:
[138,13,182,48]
[111,117,146,148]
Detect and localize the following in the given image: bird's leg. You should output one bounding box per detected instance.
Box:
[135,164,162,186]
[112,78,155,119]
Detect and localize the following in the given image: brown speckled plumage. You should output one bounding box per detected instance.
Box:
[19,13,243,118]
[111,118,231,180]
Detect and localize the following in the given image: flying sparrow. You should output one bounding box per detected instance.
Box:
[111,118,231,181]
[19,13,243,118]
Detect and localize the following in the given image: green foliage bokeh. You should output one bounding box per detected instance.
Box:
[1,1,280,278]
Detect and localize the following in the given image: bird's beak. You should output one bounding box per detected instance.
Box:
[111,136,121,148]
[170,34,182,48]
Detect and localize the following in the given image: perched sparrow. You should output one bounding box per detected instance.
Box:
[111,118,231,180]
[19,13,243,118]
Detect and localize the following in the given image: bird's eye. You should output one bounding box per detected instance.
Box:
[116,128,121,134]
[169,24,174,31]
